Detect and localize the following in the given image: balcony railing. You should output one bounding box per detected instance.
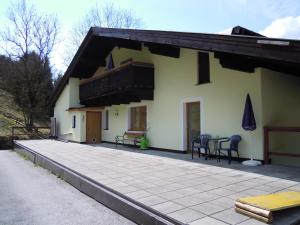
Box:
[79,61,154,106]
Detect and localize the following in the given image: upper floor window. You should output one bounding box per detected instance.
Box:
[197,52,210,85]
[129,106,147,131]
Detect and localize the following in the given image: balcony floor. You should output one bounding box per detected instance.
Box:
[14,140,300,225]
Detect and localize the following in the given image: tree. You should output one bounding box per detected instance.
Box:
[0,55,14,90]
[53,73,63,88]
[11,52,54,127]
[1,0,59,128]
[64,1,143,65]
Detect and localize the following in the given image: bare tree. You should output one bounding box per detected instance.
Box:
[1,0,59,129]
[2,0,58,64]
[64,1,143,66]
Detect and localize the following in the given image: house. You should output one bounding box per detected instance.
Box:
[50,26,300,164]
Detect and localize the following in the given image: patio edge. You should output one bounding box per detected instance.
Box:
[13,141,185,225]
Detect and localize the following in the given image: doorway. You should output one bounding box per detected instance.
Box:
[186,102,201,152]
[86,111,102,144]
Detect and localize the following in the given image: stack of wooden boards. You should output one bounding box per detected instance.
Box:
[235,191,300,224]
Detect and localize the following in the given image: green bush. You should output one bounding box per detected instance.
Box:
[139,136,150,150]
[0,136,12,149]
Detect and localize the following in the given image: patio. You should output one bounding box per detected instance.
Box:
[14,140,300,225]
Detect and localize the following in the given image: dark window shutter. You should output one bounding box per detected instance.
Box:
[197,52,210,85]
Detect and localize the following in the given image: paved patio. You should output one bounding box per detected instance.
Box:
[15,140,300,225]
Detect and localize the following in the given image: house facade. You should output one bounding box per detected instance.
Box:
[51,27,300,164]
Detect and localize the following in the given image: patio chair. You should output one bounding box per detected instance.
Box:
[218,135,242,164]
[192,134,211,160]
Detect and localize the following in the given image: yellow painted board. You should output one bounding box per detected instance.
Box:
[237,191,300,211]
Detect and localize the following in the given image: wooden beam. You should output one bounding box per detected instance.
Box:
[113,38,142,50]
[145,43,180,58]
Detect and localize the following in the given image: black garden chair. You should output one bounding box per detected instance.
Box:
[192,134,211,160]
[218,135,242,164]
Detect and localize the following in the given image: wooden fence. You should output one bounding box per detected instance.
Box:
[263,126,300,164]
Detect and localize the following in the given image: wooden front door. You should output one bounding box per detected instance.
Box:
[186,102,200,151]
[86,111,101,144]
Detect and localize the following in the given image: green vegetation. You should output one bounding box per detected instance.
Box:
[0,89,25,149]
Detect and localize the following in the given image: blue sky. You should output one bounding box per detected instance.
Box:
[1,0,300,73]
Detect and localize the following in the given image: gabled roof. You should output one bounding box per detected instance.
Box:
[50,27,300,106]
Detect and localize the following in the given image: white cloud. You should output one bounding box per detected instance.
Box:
[260,16,300,39]
[217,27,233,35]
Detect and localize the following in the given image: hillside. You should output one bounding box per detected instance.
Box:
[0,88,24,136]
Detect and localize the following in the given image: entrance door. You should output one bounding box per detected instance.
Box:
[86,111,102,144]
[186,102,200,151]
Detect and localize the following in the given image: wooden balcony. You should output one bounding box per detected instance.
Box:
[79,61,154,106]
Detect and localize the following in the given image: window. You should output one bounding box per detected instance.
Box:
[103,110,109,130]
[72,115,76,128]
[197,52,210,84]
[129,106,147,131]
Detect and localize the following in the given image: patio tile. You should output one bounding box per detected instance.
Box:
[192,184,217,192]
[268,180,298,189]
[157,190,185,200]
[172,196,207,207]
[211,208,249,224]
[191,202,226,215]
[125,190,152,199]
[152,201,185,214]
[138,195,168,206]
[189,216,228,225]
[254,184,284,193]
[289,184,300,191]
[192,192,220,202]
[210,197,235,209]
[175,187,204,196]
[237,218,268,225]
[15,140,300,225]
[167,208,205,223]
[207,188,236,197]
[112,185,139,194]
[227,189,269,200]
[223,184,250,192]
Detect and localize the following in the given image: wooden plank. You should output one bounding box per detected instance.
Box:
[266,127,300,132]
[235,201,271,218]
[235,207,271,224]
[238,191,300,211]
[269,152,300,157]
[264,126,270,164]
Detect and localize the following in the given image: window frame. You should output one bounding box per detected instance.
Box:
[128,106,147,132]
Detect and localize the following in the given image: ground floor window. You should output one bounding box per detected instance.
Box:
[129,106,147,131]
[72,115,76,128]
[103,110,109,130]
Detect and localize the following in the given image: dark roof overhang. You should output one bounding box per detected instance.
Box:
[50,27,300,106]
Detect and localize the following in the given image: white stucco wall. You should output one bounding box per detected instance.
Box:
[100,47,264,159]
[54,46,299,162]
[53,78,85,142]
[261,69,300,165]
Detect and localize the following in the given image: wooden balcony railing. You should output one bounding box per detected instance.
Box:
[79,61,154,106]
[263,126,300,164]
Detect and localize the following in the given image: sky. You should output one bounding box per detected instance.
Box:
[1,0,300,74]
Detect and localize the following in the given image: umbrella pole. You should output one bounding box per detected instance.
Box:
[242,131,262,166]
